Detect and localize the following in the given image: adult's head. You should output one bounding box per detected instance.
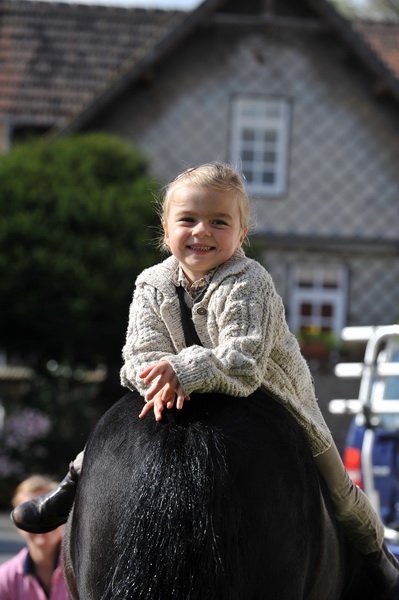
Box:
[12,475,63,554]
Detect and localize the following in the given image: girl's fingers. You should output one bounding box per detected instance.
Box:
[153,396,165,421]
[139,364,153,379]
[161,385,176,409]
[139,385,189,421]
[145,375,165,401]
[175,386,186,410]
[139,364,163,384]
[139,400,154,419]
[140,361,175,385]
[145,386,158,402]
[146,375,178,402]
[140,398,164,421]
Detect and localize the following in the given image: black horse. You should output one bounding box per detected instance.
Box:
[63,389,377,600]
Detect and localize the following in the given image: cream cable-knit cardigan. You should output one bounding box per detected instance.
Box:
[120,249,332,457]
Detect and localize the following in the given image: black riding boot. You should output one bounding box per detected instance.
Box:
[10,462,79,534]
[365,542,399,598]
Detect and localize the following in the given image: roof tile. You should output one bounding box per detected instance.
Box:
[353,20,399,81]
[2,0,399,131]
[0,0,185,126]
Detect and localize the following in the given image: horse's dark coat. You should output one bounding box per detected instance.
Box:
[63,390,376,600]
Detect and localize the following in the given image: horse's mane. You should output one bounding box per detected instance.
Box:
[104,420,242,599]
[69,390,350,600]
[74,392,253,600]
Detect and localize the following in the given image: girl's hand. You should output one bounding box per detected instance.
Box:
[138,361,189,421]
[138,384,188,421]
[139,361,180,401]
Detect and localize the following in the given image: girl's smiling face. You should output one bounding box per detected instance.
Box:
[163,185,247,283]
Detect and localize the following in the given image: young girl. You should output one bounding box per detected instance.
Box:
[12,162,399,595]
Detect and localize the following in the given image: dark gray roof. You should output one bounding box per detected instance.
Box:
[0,0,186,127]
[1,0,399,134]
[307,0,399,103]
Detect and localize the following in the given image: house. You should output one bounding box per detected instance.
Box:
[1,0,399,336]
[1,0,399,444]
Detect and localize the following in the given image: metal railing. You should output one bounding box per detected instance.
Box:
[329,325,399,538]
[330,325,399,416]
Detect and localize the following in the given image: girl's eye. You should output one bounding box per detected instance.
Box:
[213,219,228,226]
[180,217,195,223]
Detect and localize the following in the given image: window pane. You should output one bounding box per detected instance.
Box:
[263,151,276,163]
[265,102,282,118]
[262,171,275,184]
[321,304,333,318]
[241,149,254,162]
[264,130,277,143]
[255,103,267,118]
[242,104,257,117]
[323,267,340,289]
[300,303,312,317]
[242,128,255,141]
[297,265,314,287]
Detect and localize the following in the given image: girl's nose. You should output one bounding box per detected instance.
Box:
[192,221,210,237]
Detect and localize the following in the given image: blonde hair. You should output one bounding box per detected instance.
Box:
[12,475,58,508]
[158,162,250,252]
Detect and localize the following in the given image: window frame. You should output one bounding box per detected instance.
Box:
[230,95,291,197]
[288,263,348,337]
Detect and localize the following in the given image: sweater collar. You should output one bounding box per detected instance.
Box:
[136,248,249,297]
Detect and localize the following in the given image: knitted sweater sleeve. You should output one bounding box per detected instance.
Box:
[120,285,181,396]
[166,269,283,397]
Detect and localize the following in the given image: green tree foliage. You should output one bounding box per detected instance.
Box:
[0,134,163,503]
[0,133,161,368]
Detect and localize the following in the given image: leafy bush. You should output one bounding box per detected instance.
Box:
[0,134,161,506]
[0,133,160,366]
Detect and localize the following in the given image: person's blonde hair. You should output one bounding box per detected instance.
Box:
[12,475,58,508]
[158,162,250,252]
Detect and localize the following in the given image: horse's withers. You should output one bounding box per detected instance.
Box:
[63,390,373,600]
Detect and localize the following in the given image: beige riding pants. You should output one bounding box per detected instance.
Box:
[315,442,384,555]
[73,440,384,555]
[73,450,85,473]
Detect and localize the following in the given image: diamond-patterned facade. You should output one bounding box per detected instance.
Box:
[2,0,399,441]
[100,23,399,344]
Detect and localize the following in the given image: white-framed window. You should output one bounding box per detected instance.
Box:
[230,95,291,196]
[289,264,348,337]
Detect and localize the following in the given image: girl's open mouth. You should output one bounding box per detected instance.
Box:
[188,245,214,252]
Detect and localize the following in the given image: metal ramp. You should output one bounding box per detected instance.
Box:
[330,325,399,416]
[329,325,399,543]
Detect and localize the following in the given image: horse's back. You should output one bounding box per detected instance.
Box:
[64,390,366,600]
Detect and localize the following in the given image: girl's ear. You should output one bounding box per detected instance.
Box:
[239,227,249,246]
[162,222,170,248]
